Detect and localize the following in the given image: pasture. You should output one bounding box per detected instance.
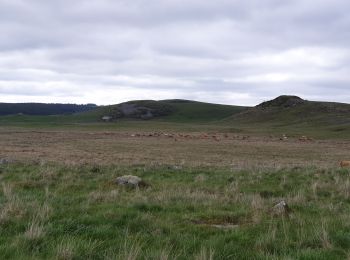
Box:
[0,125,349,259]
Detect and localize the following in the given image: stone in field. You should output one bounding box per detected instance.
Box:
[0,158,9,165]
[271,200,291,216]
[115,175,148,188]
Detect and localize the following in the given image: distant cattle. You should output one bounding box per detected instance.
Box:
[340,161,350,168]
[299,136,308,142]
[299,136,314,142]
[280,134,288,141]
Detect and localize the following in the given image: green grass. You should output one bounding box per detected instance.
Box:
[90,99,247,123]
[0,113,98,127]
[0,100,246,132]
[160,100,246,122]
[1,163,350,259]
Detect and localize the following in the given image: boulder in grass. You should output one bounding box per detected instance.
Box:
[115,175,148,188]
[0,158,9,165]
[271,200,292,217]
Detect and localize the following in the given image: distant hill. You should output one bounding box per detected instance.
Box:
[77,96,350,133]
[0,103,97,116]
[93,99,247,122]
[227,95,350,135]
[1,96,349,138]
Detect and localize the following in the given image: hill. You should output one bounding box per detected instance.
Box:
[94,99,247,122]
[227,95,350,136]
[0,103,97,116]
[231,95,350,124]
[0,96,349,138]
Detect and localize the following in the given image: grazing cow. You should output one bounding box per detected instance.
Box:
[299,136,308,142]
[340,161,350,168]
[280,134,288,141]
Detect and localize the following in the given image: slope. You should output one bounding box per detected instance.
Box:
[93,99,247,122]
[227,95,350,137]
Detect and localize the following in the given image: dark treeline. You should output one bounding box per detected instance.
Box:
[0,103,98,115]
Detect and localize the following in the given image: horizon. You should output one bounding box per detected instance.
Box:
[1,1,349,106]
[1,94,350,107]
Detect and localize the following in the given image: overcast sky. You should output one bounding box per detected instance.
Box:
[0,0,349,105]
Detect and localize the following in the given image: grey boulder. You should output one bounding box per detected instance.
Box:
[115,175,148,188]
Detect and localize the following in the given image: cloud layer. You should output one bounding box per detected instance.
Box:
[1,0,349,105]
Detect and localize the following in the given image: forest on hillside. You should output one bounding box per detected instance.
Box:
[0,103,97,115]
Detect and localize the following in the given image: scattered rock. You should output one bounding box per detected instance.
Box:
[280,134,288,141]
[115,175,148,188]
[210,224,239,230]
[113,101,174,120]
[299,136,308,142]
[101,115,113,122]
[167,165,183,171]
[271,200,291,217]
[0,158,9,165]
[299,136,314,142]
[258,95,305,109]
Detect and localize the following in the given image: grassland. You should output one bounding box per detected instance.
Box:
[0,96,349,259]
[0,162,350,259]
[0,125,349,259]
[0,129,348,167]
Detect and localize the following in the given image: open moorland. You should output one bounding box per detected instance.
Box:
[0,128,349,168]
[0,96,349,259]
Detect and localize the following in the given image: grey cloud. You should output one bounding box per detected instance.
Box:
[0,0,349,105]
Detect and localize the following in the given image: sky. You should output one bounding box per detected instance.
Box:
[0,0,349,106]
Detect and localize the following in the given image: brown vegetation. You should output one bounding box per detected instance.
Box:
[0,129,348,168]
[340,160,350,168]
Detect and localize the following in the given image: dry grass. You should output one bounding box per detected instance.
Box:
[0,129,349,168]
[195,247,215,260]
[87,189,119,203]
[0,184,25,224]
[23,218,45,240]
[56,240,75,260]
[117,234,142,260]
[0,126,349,259]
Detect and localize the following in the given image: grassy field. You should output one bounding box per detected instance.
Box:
[0,124,349,259]
[0,96,349,259]
[0,162,350,259]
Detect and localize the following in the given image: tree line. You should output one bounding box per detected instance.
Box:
[0,103,97,115]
